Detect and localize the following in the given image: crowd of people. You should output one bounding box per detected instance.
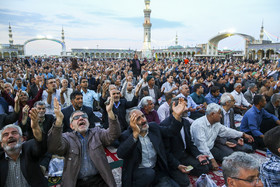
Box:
[0,54,280,187]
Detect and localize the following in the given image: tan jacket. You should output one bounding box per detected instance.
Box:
[48,117,121,187]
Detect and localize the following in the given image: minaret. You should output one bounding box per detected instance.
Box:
[9,23,13,45]
[142,0,152,58]
[259,21,264,43]
[61,26,66,55]
[61,26,65,43]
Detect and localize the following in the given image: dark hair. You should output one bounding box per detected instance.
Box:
[264,126,280,156]
[253,94,264,105]
[165,92,173,102]
[70,90,83,101]
[166,74,173,79]
[210,86,220,94]
[193,84,202,92]
[46,77,55,84]
[80,77,87,84]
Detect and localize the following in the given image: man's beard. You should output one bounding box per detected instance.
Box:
[3,139,23,155]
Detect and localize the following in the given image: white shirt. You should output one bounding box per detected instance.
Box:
[60,88,73,108]
[157,102,170,122]
[81,89,101,108]
[42,90,61,115]
[231,90,250,107]
[190,116,243,159]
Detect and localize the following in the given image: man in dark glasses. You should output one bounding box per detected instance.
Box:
[48,96,121,187]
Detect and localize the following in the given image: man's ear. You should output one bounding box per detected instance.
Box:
[277,148,280,154]
[70,123,74,130]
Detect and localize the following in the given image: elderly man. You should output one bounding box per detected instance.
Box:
[117,99,187,187]
[260,93,280,134]
[101,86,140,131]
[240,95,280,150]
[23,101,55,140]
[60,79,73,108]
[0,108,48,187]
[261,126,280,187]
[139,96,160,124]
[222,152,263,187]
[161,97,210,187]
[244,83,258,104]
[231,83,252,114]
[42,77,65,115]
[191,103,254,170]
[48,95,121,187]
[215,93,253,154]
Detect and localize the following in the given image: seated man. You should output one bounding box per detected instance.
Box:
[117,99,187,187]
[222,152,263,187]
[191,103,254,170]
[161,97,210,187]
[189,84,207,120]
[240,95,280,150]
[231,83,252,115]
[261,126,280,187]
[244,83,258,105]
[215,93,253,154]
[260,93,280,134]
[48,97,121,187]
[62,91,100,132]
[138,96,160,124]
[0,108,48,186]
[157,93,174,122]
[205,86,222,104]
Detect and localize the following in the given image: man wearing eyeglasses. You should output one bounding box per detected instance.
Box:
[222,152,263,187]
[48,96,121,187]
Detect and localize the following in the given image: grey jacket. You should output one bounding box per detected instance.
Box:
[48,117,121,187]
[244,89,254,104]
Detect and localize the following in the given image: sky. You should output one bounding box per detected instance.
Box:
[0,0,279,55]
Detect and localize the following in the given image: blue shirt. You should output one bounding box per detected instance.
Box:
[205,92,221,104]
[81,89,101,108]
[14,85,26,91]
[240,105,278,137]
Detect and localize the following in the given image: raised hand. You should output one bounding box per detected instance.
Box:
[54,97,64,126]
[130,112,140,139]
[29,108,42,141]
[135,82,142,97]
[172,97,187,121]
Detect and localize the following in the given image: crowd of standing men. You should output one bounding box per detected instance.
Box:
[0,55,280,187]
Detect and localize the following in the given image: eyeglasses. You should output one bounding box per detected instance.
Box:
[230,176,262,185]
[72,114,88,121]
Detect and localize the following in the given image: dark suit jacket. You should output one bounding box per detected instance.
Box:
[0,112,19,129]
[29,84,39,99]
[220,108,235,129]
[0,139,48,187]
[61,105,100,132]
[24,114,55,140]
[265,101,280,117]
[244,90,254,104]
[160,115,201,169]
[130,59,143,77]
[217,108,236,145]
[117,121,182,187]
[100,96,138,131]
[139,85,162,106]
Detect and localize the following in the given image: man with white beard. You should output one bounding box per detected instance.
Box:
[0,108,48,187]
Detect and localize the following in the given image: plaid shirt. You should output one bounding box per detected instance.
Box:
[260,153,280,187]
